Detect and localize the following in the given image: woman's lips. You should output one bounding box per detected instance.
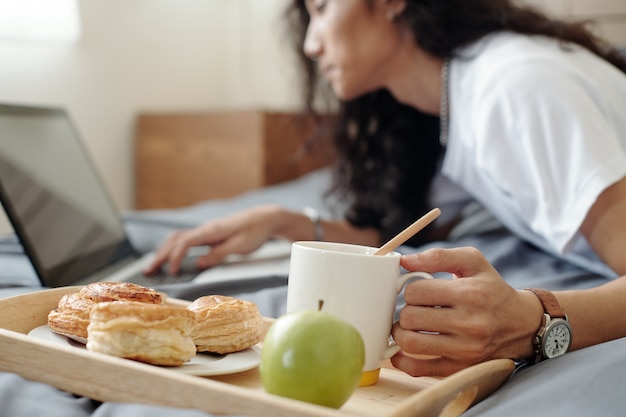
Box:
[321,65,335,79]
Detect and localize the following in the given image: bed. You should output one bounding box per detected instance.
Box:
[1,167,624,417]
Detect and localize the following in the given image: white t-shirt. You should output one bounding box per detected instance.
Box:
[440,32,626,278]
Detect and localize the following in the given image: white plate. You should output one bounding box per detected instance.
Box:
[28,324,260,376]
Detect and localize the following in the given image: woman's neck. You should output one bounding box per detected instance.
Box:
[385,45,444,116]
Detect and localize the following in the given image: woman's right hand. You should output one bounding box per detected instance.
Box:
[143,204,288,275]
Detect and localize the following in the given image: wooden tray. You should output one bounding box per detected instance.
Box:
[0,287,515,417]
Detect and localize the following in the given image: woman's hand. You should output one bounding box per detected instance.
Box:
[391,247,544,377]
[144,204,287,275]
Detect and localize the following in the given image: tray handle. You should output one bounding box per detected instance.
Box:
[386,358,515,417]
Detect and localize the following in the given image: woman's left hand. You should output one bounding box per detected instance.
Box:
[391,247,543,377]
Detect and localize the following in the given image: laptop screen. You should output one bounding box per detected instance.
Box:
[0,103,136,287]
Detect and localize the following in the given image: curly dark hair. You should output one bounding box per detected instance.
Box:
[286,0,626,246]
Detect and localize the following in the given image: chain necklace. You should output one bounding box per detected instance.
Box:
[439,59,450,147]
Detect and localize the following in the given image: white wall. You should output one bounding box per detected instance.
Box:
[522,0,626,42]
[0,0,299,234]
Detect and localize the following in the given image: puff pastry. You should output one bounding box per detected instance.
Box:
[78,281,165,304]
[187,295,264,354]
[87,301,197,366]
[47,282,165,340]
[47,292,96,340]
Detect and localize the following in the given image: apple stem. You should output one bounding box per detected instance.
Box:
[318,299,324,311]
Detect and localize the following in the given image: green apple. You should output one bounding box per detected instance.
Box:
[259,308,365,409]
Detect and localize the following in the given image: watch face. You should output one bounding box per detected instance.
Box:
[543,320,572,359]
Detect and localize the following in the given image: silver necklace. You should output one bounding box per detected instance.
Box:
[439,59,449,147]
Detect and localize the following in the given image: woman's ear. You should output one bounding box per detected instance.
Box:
[386,0,407,21]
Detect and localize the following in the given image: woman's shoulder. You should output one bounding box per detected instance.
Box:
[456,31,577,64]
[453,31,610,84]
[450,31,618,107]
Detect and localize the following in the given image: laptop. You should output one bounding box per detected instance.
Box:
[0,103,291,288]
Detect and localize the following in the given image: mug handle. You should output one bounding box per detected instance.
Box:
[384,271,434,359]
[384,344,402,359]
[396,271,434,293]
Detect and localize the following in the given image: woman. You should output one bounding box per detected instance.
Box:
[147,0,626,376]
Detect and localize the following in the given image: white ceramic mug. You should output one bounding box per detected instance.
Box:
[286,241,433,386]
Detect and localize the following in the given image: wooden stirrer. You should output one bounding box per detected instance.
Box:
[373,208,441,256]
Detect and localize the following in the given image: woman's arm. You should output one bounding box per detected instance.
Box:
[557,278,626,351]
[391,176,626,377]
[274,207,381,247]
[558,175,626,350]
[145,204,381,275]
[580,176,626,275]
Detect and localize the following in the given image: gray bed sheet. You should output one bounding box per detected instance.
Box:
[0,168,624,417]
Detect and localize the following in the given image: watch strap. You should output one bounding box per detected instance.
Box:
[525,288,566,319]
[525,288,569,363]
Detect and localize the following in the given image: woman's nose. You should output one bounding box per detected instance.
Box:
[303,24,322,60]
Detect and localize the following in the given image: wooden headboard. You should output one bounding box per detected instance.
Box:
[134,111,336,210]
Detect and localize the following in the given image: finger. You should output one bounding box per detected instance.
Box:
[401,246,492,278]
[401,278,464,307]
[392,321,458,358]
[143,232,183,274]
[397,304,459,333]
[390,350,466,378]
[166,240,195,275]
[143,257,163,275]
[162,228,222,274]
[195,246,228,269]
[195,235,253,268]
[150,230,200,275]
[180,226,224,249]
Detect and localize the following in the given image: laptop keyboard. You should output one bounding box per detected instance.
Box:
[126,271,199,287]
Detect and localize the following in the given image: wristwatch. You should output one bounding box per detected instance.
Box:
[526,288,572,363]
[303,207,324,241]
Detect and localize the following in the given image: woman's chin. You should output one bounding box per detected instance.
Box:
[331,85,370,102]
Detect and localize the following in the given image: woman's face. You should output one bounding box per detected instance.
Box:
[303,0,406,100]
